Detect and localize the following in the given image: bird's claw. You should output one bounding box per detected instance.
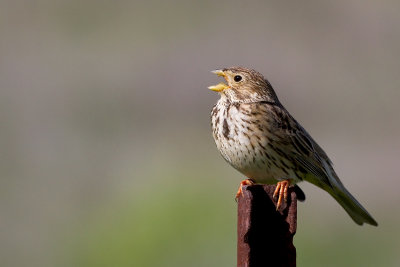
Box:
[273,180,291,210]
[235,179,255,201]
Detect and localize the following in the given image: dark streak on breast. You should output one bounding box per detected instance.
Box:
[223,119,230,139]
[211,106,217,116]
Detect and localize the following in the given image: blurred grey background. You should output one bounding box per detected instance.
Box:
[1,0,399,266]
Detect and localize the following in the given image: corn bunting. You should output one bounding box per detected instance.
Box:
[209,67,377,226]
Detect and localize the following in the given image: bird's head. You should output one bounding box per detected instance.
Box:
[208,67,279,103]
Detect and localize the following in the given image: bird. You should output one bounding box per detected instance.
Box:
[209,66,377,226]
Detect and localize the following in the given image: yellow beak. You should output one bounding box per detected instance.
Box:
[209,70,229,92]
[211,69,226,77]
[208,83,230,92]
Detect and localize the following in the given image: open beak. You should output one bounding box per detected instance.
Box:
[208,70,230,92]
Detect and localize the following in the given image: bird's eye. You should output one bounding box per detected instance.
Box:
[234,75,242,82]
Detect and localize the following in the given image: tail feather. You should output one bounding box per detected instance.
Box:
[328,184,378,226]
[305,172,378,226]
[320,160,378,226]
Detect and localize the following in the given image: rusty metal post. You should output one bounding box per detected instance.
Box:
[237,184,297,267]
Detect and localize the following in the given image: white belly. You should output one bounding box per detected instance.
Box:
[211,101,293,184]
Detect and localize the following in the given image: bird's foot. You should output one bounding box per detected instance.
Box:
[235,179,255,201]
[273,180,291,210]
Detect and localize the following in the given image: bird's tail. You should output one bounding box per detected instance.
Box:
[326,182,378,226]
[305,160,378,226]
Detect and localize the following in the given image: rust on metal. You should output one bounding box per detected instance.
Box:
[237,184,297,267]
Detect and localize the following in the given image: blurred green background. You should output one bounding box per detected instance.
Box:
[1,0,399,266]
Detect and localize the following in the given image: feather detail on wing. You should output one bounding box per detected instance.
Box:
[269,104,337,189]
[268,104,377,226]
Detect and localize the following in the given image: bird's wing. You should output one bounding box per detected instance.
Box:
[261,103,377,226]
[268,104,343,189]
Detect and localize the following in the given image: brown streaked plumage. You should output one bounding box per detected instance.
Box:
[209,66,377,226]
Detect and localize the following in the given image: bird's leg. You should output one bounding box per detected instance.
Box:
[235,179,255,201]
[273,180,291,210]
